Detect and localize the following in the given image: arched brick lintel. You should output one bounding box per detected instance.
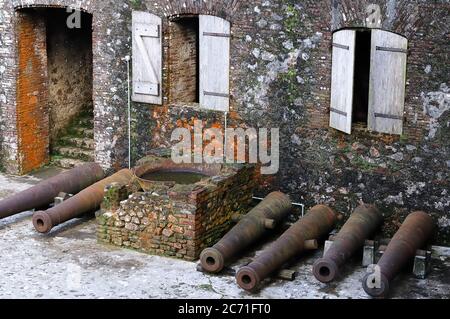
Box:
[330,0,420,39]
[332,27,407,41]
[13,2,92,15]
[158,0,241,24]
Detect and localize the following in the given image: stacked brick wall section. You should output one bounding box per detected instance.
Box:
[169,18,199,104]
[97,157,257,261]
[16,10,49,173]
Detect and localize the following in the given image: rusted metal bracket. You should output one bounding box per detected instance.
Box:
[196,264,298,281]
[362,239,432,279]
[323,232,338,255]
[53,192,73,207]
[231,214,276,229]
[323,235,432,280]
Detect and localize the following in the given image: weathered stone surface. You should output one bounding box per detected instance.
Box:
[136,0,450,246]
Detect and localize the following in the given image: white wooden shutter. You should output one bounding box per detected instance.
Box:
[199,15,231,112]
[132,11,162,105]
[368,30,408,135]
[329,30,356,134]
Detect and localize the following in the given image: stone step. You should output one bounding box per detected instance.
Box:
[72,127,94,139]
[53,146,95,162]
[59,137,95,149]
[52,158,90,169]
[78,117,94,128]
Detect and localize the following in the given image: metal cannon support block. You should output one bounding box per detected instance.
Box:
[362,211,435,298]
[236,205,338,291]
[362,239,432,279]
[313,204,383,283]
[33,169,134,233]
[199,192,292,273]
[0,163,105,220]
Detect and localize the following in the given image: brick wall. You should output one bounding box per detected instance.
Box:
[16,9,49,173]
[169,17,199,104]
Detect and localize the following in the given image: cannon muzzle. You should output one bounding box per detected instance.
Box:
[236,205,338,291]
[313,204,383,283]
[0,163,104,220]
[33,169,134,233]
[362,211,434,298]
[200,192,292,273]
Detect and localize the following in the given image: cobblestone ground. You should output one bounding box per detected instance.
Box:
[0,169,449,299]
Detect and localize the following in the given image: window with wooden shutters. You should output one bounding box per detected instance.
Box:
[368,30,408,135]
[329,28,407,135]
[199,15,231,112]
[329,30,356,134]
[132,11,162,105]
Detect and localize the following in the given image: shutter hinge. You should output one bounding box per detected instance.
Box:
[204,91,230,98]
[203,32,231,38]
[376,46,407,54]
[330,108,348,116]
[374,113,403,120]
[332,43,350,50]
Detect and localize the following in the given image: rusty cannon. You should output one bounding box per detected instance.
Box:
[199,192,292,273]
[313,204,383,283]
[0,163,105,220]
[236,205,338,291]
[362,211,434,298]
[33,169,134,233]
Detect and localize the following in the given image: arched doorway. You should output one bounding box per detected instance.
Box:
[16,7,94,173]
[329,28,408,135]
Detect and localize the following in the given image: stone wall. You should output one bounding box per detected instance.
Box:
[133,0,450,245]
[98,157,257,261]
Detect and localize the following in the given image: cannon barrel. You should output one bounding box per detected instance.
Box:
[236,205,338,291]
[0,163,105,220]
[313,204,383,283]
[200,192,292,273]
[362,211,434,298]
[33,169,134,233]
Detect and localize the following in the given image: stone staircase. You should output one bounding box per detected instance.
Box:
[51,112,95,169]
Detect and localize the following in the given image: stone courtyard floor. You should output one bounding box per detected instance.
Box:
[0,168,449,299]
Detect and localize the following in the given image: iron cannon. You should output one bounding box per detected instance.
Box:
[313,204,383,283]
[362,211,434,298]
[236,205,338,291]
[0,163,104,220]
[33,169,134,233]
[200,192,292,273]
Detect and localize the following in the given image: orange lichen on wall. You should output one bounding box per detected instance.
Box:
[16,11,49,174]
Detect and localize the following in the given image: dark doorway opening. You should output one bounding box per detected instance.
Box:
[45,9,93,151]
[352,30,372,124]
[169,16,200,104]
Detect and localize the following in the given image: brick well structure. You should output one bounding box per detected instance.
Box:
[97,156,257,260]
